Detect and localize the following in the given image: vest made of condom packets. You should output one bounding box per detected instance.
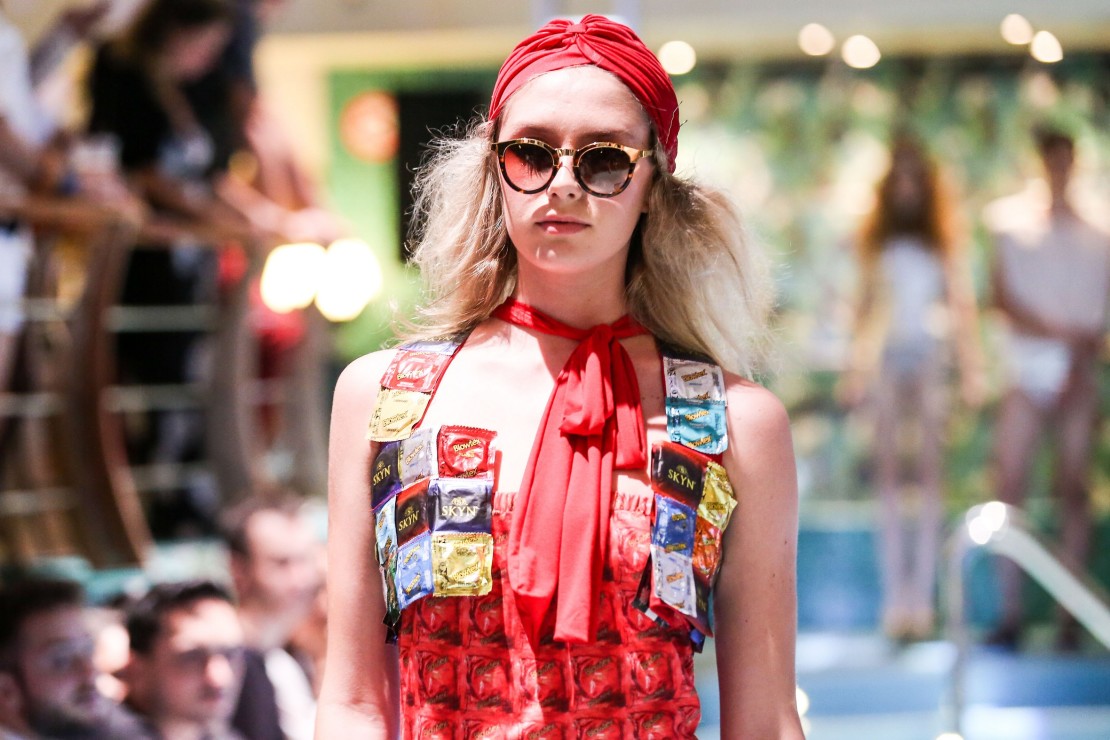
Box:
[366,336,737,647]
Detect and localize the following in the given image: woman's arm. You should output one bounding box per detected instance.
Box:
[316,351,401,739]
[714,380,805,739]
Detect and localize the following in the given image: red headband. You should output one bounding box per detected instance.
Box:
[489,14,680,173]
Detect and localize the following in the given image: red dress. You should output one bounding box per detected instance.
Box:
[368,338,734,739]
[397,487,701,739]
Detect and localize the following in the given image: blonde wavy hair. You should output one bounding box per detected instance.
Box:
[401,117,774,378]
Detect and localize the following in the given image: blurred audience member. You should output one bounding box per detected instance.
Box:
[220,496,320,740]
[841,135,986,641]
[986,126,1110,650]
[0,577,137,739]
[85,603,131,706]
[0,0,70,431]
[85,0,248,538]
[285,549,326,697]
[124,580,246,740]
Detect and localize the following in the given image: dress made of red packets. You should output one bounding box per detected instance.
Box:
[367,334,737,739]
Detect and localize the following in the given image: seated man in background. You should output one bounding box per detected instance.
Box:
[0,577,135,739]
[220,496,320,740]
[123,581,246,740]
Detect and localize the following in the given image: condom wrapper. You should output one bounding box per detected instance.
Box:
[395,532,434,609]
[437,426,496,480]
[651,442,705,508]
[522,656,571,711]
[663,356,726,402]
[371,441,401,509]
[430,479,492,534]
[399,427,437,486]
[628,649,676,704]
[382,349,454,394]
[405,336,467,356]
[692,518,722,582]
[651,495,696,556]
[571,655,623,708]
[374,496,400,625]
[632,710,678,740]
[665,398,727,455]
[651,546,697,619]
[368,388,430,442]
[395,480,430,545]
[573,717,624,740]
[432,532,494,596]
[699,461,737,530]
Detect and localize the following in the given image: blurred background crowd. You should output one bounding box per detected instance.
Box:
[1,0,1109,738]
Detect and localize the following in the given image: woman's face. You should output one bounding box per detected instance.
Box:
[496,65,654,281]
[163,21,231,81]
[888,150,927,216]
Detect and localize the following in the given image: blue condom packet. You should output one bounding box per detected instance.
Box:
[651,494,697,556]
[665,397,727,455]
[395,533,434,609]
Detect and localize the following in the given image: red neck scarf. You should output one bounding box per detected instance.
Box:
[493,299,648,644]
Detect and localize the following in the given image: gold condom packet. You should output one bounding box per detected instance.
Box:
[699,461,737,531]
[431,532,494,597]
[367,388,431,442]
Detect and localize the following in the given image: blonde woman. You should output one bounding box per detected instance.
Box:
[320,15,803,738]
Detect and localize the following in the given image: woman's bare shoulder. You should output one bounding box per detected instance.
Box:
[721,373,792,446]
[332,349,396,407]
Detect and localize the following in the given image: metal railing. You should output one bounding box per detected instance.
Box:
[942,501,1110,737]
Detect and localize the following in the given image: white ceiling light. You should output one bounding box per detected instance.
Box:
[1000,14,1034,45]
[1030,30,1063,63]
[842,35,881,69]
[798,23,835,57]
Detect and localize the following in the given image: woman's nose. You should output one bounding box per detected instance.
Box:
[546,155,581,199]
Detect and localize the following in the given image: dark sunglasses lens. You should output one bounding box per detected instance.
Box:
[502,143,554,191]
[578,147,634,195]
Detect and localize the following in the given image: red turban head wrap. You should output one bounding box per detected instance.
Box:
[489,14,680,173]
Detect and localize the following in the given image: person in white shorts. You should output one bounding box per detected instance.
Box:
[986,126,1110,649]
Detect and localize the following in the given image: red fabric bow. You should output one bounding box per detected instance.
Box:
[494,299,648,644]
[488,14,680,173]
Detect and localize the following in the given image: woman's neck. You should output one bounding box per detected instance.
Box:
[513,265,629,329]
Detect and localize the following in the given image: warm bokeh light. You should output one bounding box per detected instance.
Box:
[842,35,881,69]
[260,242,326,314]
[658,40,697,75]
[314,238,383,322]
[1000,14,1034,45]
[1030,30,1063,63]
[798,23,835,56]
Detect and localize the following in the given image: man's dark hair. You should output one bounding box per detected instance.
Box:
[217,492,306,559]
[126,580,234,655]
[0,578,84,671]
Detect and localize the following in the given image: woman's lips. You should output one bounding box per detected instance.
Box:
[538,217,588,235]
